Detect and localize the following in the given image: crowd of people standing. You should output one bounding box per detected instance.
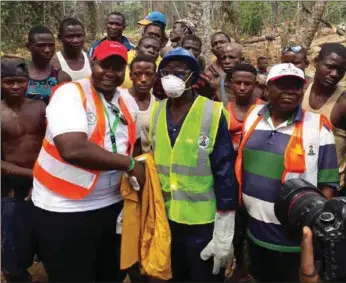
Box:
[1,9,346,283]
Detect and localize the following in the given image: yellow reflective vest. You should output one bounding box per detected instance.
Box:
[149,96,224,225]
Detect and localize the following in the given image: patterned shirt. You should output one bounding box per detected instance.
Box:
[26,69,59,105]
[242,104,339,252]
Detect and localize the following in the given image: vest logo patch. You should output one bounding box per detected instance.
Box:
[198,135,209,148]
[87,112,96,125]
[308,144,316,156]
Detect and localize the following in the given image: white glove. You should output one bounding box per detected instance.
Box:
[116,209,123,234]
[200,211,235,275]
[124,174,140,191]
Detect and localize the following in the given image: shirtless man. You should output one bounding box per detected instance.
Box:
[51,18,91,81]
[302,43,346,195]
[281,44,313,91]
[197,43,242,105]
[203,32,231,89]
[1,58,46,282]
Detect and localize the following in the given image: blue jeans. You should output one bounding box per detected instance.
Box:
[1,197,34,282]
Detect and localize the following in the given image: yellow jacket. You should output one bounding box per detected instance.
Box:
[120,153,172,280]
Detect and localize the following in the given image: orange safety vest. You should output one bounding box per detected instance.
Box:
[33,79,136,200]
[235,104,331,206]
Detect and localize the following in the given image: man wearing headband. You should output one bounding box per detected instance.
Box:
[1,58,46,282]
[161,19,196,57]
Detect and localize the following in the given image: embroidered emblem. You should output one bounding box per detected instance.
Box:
[198,135,209,148]
[308,144,316,156]
[87,112,96,125]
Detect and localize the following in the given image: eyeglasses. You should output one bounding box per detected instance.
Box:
[282,45,303,54]
[159,69,192,80]
[109,103,128,125]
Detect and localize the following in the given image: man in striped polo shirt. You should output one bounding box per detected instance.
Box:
[236,63,339,282]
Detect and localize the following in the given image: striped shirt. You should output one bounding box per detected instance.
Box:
[242,104,339,252]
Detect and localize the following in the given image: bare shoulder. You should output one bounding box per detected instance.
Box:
[26,99,46,113]
[50,53,61,69]
[338,89,346,104]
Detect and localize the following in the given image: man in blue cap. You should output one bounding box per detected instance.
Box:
[88,12,135,57]
[138,11,168,48]
[138,11,167,28]
[149,48,237,282]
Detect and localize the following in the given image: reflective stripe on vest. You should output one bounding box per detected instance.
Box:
[150,96,222,224]
[33,79,136,199]
[235,105,321,206]
[152,98,215,177]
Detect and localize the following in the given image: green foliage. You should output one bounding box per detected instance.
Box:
[239,2,271,36]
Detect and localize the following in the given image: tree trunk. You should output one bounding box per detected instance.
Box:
[86,1,97,41]
[299,1,327,49]
[188,1,212,66]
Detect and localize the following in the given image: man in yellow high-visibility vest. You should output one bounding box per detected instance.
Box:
[149,47,237,282]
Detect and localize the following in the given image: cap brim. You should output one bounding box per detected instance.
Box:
[138,19,152,26]
[94,53,127,64]
[267,74,305,85]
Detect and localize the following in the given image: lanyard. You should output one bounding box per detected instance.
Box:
[101,99,120,153]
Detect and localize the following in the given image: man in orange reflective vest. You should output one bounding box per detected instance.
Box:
[31,40,144,282]
[235,63,339,282]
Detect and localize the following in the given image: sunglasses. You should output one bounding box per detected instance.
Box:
[160,69,192,80]
[282,45,303,54]
[109,103,128,125]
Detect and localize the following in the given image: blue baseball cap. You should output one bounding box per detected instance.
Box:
[138,11,167,27]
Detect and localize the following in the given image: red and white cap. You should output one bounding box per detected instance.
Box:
[92,40,128,63]
[266,63,305,84]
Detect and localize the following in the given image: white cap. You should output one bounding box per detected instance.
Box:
[266,63,305,85]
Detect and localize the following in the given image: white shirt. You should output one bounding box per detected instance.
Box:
[32,82,141,212]
[56,51,92,81]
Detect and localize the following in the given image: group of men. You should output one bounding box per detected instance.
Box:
[1,9,346,283]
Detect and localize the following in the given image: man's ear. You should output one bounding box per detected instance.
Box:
[313,57,318,68]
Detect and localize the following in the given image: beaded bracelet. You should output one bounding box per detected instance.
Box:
[127,157,136,172]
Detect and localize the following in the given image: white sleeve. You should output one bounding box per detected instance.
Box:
[47,83,88,138]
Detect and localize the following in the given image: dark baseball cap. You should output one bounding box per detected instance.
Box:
[1,58,29,78]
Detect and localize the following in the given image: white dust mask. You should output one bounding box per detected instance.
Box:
[160,72,193,98]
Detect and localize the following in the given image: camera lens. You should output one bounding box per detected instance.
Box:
[274,178,327,228]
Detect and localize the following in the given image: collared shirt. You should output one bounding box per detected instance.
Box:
[88,36,136,58]
[32,81,141,213]
[242,104,339,252]
[165,93,237,211]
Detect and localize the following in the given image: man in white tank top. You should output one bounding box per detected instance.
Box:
[302,43,346,194]
[51,18,91,81]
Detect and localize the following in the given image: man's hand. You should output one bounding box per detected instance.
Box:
[128,161,145,189]
[25,188,33,201]
[300,226,320,283]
